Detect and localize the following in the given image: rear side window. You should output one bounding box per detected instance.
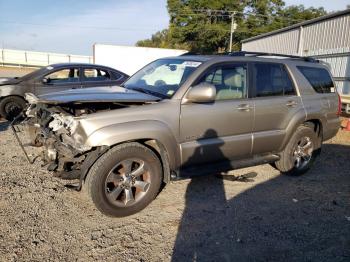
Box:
[111,71,123,80]
[254,63,295,97]
[83,68,111,82]
[297,66,335,93]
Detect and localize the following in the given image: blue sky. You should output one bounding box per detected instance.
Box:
[0,0,348,55]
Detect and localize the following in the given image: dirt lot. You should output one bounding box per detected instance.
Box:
[0,67,36,78]
[0,119,349,261]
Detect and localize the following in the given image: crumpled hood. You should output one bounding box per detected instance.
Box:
[27,86,160,105]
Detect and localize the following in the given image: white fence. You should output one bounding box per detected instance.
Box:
[0,48,93,67]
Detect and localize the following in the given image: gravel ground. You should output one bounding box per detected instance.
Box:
[0,119,349,262]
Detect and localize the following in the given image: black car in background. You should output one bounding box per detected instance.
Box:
[0,63,129,120]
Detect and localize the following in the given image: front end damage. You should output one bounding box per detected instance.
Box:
[12,105,98,190]
[12,94,137,190]
[12,87,160,190]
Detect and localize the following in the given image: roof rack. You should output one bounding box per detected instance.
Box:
[179,52,201,56]
[225,51,319,63]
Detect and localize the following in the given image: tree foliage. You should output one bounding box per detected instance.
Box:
[136,0,327,53]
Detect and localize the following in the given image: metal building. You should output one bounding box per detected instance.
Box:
[241,9,350,113]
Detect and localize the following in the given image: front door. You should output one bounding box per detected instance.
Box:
[35,67,81,95]
[179,63,254,168]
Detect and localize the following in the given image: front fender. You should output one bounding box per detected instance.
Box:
[0,85,25,98]
[84,120,180,170]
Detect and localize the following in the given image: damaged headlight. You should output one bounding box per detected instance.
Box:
[48,114,91,152]
[49,114,79,134]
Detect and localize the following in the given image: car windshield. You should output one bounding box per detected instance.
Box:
[123,58,202,98]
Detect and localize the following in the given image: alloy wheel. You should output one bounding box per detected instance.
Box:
[104,158,151,207]
[293,136,314,169]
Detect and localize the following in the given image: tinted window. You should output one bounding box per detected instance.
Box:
[45,68,79,84]
[83,68,111,82]
[111,71,123,80]
[297,66,334,93]
[254,63,295,97]
[199,64,247,100]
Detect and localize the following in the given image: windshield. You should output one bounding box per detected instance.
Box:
[123,58,202,98]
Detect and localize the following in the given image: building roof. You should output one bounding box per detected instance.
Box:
[242,8,350,43]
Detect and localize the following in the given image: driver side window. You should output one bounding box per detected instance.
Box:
[198,64,247,100]
[44,68,79,84]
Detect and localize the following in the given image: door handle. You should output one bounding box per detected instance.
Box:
[286,100,298,107]
[237,104,253,111]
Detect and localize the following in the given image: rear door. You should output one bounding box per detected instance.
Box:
[179,62,254,168]
[35,67,81,95]
[81,67,113,88]
[251,62,303,155]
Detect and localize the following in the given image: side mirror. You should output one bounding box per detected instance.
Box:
[185,83,216,103]
[42,77,50,84]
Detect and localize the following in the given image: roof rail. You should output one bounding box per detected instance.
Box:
[225,51,319,63]
[179,52,201,56]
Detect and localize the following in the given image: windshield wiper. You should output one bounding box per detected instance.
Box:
[128,87,168,99]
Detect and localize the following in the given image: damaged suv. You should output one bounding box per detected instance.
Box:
[15,52,340,217]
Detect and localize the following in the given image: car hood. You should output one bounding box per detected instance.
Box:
[0,77,21,86]
[26,86,161,105]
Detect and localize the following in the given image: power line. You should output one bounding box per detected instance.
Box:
[171,9,307,23]
[0,20,161,32]
[0,8,307,34]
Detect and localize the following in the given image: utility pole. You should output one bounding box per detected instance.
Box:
[229,12,237,52]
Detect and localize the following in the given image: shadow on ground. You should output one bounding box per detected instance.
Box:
[0,120,9,132]
[172,143,350,261]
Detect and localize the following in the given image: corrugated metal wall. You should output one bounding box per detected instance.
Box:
[242,28,300,55]
[303,15,350,52]
[242,12,350,95]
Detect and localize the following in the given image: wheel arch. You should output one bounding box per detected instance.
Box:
[80,139,172,190]
[84,120,180,178]
[303,119,323,149]
[279,113,324,151]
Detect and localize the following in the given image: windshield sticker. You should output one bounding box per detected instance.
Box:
[182,61,202,67]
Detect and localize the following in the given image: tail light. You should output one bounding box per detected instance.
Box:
[337,93,342,116]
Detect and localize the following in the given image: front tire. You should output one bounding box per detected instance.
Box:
[0,96,26,121]
[274,125,320,176]
[85,142,162,217]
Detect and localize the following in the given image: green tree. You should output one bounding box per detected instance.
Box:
[167,0,244,53]
[136,0,327,53]
[136,29,171,48]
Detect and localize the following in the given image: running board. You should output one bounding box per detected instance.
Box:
[174,154,280,179]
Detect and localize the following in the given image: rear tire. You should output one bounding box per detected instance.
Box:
[0,96,26,121]
[274,125,320,176]
[85,142,162,217]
